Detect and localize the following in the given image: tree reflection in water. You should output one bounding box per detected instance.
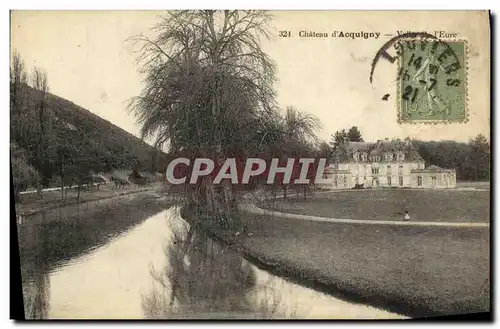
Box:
[142,213,295,319]
[22,271,50,319]
[21,212,50,319]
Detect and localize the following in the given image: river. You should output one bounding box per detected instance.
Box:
[17,204,406,319]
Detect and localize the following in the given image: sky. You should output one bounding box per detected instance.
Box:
[10,10,490,145]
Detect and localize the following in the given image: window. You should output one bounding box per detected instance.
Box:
[431,176,437,186]
[344,176,348,186]
[397,153,405,161]
[398,164,404,174]
[399,176,404,186]
[385,153,393,162]
[353,153,359,162]
[371,156,380,162]
[417,176,422,186]
[387,176,392,186]
[361,154,367,162]
[387,165,392,174]
[372,168,379,175]
[334,177,338,187]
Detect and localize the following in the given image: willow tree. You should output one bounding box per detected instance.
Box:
[129,10,277,217]
[282,106,320,150]
[280,106,320,198]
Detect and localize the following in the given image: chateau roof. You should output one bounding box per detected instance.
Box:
[332,139,424,163]
[348,142,369,153]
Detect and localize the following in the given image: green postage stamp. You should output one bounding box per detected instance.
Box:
[397,39,468,124]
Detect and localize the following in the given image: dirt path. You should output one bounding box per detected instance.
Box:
[15,186,156,217]
[242,203,490,228]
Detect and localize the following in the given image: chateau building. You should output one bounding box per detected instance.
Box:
[321,139,456,189]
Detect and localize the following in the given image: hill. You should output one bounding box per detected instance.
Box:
[11,84,167,192]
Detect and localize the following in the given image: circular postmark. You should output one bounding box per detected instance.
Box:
[370,32,468,124]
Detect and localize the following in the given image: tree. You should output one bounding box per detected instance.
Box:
[11,143,40,200]
[282,106,321,146]
[10,52,33,154]
[280,106,320,198]
[470,134,489,153]
[330,126,363,150]
[329,129,347,150]
[10,50,29,113]
[469,134,490,181]
[129,10,278,217]
[412,137,490,181]
[53,140,77,200]
[347,126,363,142]
[316,141,331,162]
[31,66,52,198]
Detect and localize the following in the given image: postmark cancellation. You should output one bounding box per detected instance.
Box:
[396,38,469,124]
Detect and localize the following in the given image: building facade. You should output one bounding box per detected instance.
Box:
[320,139,456,189]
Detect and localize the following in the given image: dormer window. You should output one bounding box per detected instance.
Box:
[396,153,405,161]
[385,153,393,162]
[353,152,360,162]
[361,153,367,162]
[371,156,380,162]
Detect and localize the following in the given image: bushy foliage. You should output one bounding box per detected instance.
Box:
[11,143,40,196]
[412,135,490,181]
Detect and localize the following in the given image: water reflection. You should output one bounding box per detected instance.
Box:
[17,194,168,319]
[18,195,168,278]
[22,250,50,319]
[18,204,405,319]
[142,210,404,319]
[22,273,50,319]
[142,214,295,319]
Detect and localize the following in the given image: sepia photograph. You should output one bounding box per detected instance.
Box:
[10,10,491,320]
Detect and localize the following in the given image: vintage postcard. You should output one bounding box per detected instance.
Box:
[10,10,490,320]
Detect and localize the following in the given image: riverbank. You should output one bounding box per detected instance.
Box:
[15,184,157,216]
[17,190,173,280]
[182,206,490,318]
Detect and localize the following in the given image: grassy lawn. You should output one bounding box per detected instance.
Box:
[260,189,490,223]
[201,212,490,318]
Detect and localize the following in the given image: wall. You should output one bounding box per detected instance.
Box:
[341,162,418,188]
[321,170,352,189]
[410,171,457,189]
[327,161,455,189]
